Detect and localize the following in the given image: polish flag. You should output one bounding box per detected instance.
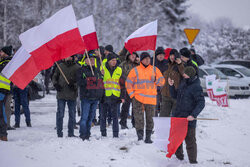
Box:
[153,117,188,158]
[2,5,85,89]
[78,15,99,51]
[125,20,157,54]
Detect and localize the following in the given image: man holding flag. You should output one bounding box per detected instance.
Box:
[169,66,205,164]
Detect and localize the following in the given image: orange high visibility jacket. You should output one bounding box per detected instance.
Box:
[126,63,165,105]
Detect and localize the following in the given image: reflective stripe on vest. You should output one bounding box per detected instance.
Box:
[0,73,11,91]
[103,66,122,97]
[191,60,198,67]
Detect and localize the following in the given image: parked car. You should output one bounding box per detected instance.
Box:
[217,60,250,69]
[199,65,250,98]
[212,64,250,88]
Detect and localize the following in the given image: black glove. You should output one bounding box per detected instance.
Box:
[54,84,62,92]
[68,83,77,91]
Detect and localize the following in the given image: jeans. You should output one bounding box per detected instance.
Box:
[100,102,119,137]
[0,93,7,137]
[79,99,98,138]
[13,87,31,125]
[56,99,76,137]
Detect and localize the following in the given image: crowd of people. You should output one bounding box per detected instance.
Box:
[0,44,205,164]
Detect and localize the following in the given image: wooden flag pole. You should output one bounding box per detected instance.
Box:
[194,118,219,121]
[98,48,104,70]
[55,62,70,85]
[152,50,156,77]
[85,49,95,76]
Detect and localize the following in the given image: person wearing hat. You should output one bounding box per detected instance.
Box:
[52,55,80,138]
[152,47,168,117]
[160,49,184,117]
[168,66,205,164]
[119,52,139,129]
[126,52,165,143]
[100,53,125,138]
[102,45,121,70]
[179,47,199,77]
[77,52,104,141]
[190,48,204,66]
[0,46,13,141]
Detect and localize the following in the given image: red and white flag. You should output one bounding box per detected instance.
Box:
[125,20,157,54]
[77,15,99,51]
[212,80,229,107]
[2,5,85,89]
[205,75,216,101]
[153,117,188,158]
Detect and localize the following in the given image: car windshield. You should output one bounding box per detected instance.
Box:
[205,68,228,79]
[235,68,250,77]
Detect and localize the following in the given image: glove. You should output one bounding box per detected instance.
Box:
[54,84,62,92]
[68,83,77,91]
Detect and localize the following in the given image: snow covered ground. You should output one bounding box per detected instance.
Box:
[0,93,250,167]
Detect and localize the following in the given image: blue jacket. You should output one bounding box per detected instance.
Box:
[170,76,205,128]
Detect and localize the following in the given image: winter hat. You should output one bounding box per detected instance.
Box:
[184,66,196,78]
[180,47,191,59]
[140,52,151,61]
[1,45,12,56]
[164,48,172,60]
[169,49,180,58]
[126,52,139,60]
[105,45,113,53]
[107,53,117,62]
[155,47,165,57]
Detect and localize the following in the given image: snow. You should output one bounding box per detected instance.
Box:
[1,92,250,167]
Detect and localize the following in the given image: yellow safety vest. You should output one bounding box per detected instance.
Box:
[0,73,11,91]
[103,65,122,97]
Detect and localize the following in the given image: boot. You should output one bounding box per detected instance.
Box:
[136,130,144,141]
[14,123,20,128]
[0,136,8,141]
[144,130,153,144]
[26,122,32,127]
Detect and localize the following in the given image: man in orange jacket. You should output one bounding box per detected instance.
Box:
[126,52,165,143]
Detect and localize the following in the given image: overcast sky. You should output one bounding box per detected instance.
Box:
[187,0,250,29]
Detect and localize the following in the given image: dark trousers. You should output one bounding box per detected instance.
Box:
[175,127,197,163]
[100,102,119,137]
[0,93,7,137]
[160,95,176,117]
[79,99,98,138]
[56,99,76,137]
[13,87,31,125]
[119,93,131,126]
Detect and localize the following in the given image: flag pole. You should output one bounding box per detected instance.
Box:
[152,50,156,77]
[98,48,104,71]
[85,49,95,76]
[194,118,219,121]
[55,62,69,85]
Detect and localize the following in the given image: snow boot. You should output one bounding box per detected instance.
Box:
[144,130,153,144]
[14,123,20,128]
[26,122,32,127]
[136,130,144,141]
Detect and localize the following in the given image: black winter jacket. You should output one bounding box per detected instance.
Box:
[170,76,205,128]
[77,64,104,100]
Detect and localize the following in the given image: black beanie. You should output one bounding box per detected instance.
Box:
[180,47,191,59]
[169,49,180,58]
[105,45,113,53]
[140,52,151,61]
[1,45,12,56]
[184,66,196,78]
[107,53,117,62]
[155,47,165,57]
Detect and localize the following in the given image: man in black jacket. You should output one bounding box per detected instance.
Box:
[169,66,205,164]
[77,51,104,141]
